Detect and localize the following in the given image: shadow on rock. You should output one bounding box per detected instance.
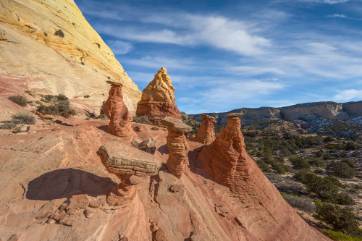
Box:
[26,168,117,200]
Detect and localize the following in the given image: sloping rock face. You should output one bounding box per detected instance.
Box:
[198,114,246,187]
[136,67,181,120]
[0,118,331,241]
[195,114,216,144]
[162,117,192,178]
[102,83,134,138]
[198,114,330,241]
[0,0,140,112]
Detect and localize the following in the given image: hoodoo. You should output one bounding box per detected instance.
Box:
[136,67,181,122]
[102,82,134,138]
[162,117,192,178]
[198,114,330,241]
[195,114,216,144]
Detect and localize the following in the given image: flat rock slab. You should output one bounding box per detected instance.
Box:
[162,117,192,132]
[98,142,161,176]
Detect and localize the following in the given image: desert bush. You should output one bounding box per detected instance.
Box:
[11,113,36,124]
[324,230,362,241]
[309,158,325,168]
[327,161,356,179]
[8,95,28,106]
[0,122,17,129]
[282,193,316,213]
[290,155,310,169]
[316,201,359,233]
[270,160,288,174]
[37,94,75,118]
[294,171,351,204]
[256,159,270,172]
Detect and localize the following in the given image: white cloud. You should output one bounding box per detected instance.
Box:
[124,56,197,70]
[327,13,348,18]
[334,89,362,101]
[107,40,133,55]
[298,0,350,4]
[93,11,270,56]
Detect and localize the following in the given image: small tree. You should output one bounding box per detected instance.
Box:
[315,201,359,233]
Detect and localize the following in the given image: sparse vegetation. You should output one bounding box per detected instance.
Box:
[11,113,36,124]
[316,202,359,234]
[324,230,362,241]
[37,94,75,118]
[327,161,356,179]
[8,95,28,106]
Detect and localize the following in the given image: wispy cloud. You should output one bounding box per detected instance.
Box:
[334,89,362,101]
[107,40,133,55]
[84,2,271,56]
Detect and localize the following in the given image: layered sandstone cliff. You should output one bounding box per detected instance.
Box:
[136,67,181,121]
[0,0,140,112]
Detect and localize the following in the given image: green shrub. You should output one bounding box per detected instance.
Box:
[271,161,288,174]
[324,230,362,241]
[316,202,359,233]
[290,156,310,169]
[37,94,75,118]
[294,171,351,204]
[8,95,28,106]
[282,193,315,213]
[256,159,270,172]
[11,113,36,124]
[327,161,356,179]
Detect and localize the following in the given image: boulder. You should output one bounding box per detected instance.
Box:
[195,115,216,144]
[97,142,160,177]
[136,67,181,122]
[98,142,160,206]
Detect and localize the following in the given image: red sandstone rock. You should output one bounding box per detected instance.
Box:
[195,115,216,144]
[103,82,134,138]
[136,67,181,121]
[198,113,246,187]
[198,114,330,241]
[162,117,192,178]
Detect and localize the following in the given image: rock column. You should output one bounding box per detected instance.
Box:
[103,82,134,138]
[195,115,216,144]
[163,117,192,178]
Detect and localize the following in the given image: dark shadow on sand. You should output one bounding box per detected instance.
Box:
[26,168,117,200]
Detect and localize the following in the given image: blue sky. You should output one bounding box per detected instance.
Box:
[76,0,362,114]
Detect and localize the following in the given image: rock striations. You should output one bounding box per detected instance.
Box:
[136,67,181,121]
[195,114,216,144]
[198,114,246,187]
[0,0,140,112]
[198,114,330,241]
[162,117,192,178]
[102,82,134,138]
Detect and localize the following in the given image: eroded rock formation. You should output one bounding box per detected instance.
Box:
[198,114,331,241]
[0,0,140,112]
[103,82,134,138]
[198,113,246,187]
[98,142,160,206]
[162,117,192,178]
[195,114,216,144]
[136,67,181,121]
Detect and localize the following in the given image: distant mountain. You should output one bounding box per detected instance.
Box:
[191,101,362,138]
